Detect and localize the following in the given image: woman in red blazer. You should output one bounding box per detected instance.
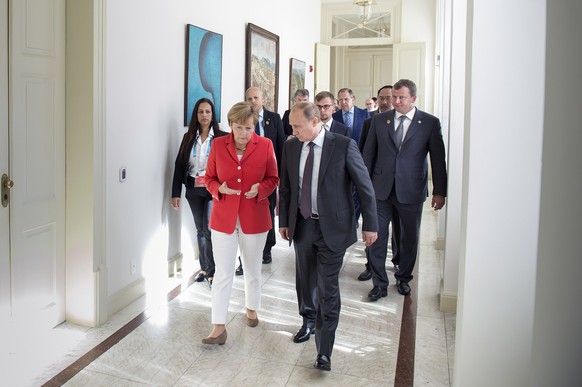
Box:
[202,101,279,345]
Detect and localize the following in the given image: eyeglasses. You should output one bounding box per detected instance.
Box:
[316,104,333,110]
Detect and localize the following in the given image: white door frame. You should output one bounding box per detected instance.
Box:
[0,0,11,328]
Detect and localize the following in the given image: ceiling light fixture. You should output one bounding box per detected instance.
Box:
[353,0,376,25]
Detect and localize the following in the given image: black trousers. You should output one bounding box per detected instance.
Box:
[369,190,423,287]
[293,215,345,358]
[263,190,277,254]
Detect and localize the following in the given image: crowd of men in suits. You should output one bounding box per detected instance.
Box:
[216,80,447,371]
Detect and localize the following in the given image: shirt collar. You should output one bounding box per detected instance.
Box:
[395,107,416,121]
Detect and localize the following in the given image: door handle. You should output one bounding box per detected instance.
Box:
[2,174,14,208]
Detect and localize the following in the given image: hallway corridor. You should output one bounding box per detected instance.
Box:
[3,201,454,386]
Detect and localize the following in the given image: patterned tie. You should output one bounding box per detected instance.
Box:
[300,142,315,220]
[395,115,406,149]
[344,111,352,128]
[322,123,329,131]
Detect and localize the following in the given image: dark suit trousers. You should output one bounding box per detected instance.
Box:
[369,190,423,286]
[364,210,400,270]
[263,191,277,253]
[293,215,344,358]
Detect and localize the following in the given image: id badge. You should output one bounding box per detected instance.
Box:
[195,175,206,187]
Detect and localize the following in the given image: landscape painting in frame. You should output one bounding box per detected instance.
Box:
[245,23,279,112]
[185,24,223,126]
[289,58,306,109]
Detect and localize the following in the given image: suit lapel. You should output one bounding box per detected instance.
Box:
[318,131,335,187]
[240,133,259,162]
[383,111,398,149]
[291,140,303,182]
[401,109,424,148]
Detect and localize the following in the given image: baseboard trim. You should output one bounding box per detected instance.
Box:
[107,277,146,317]
[439,291,457,313]
[167,252,183,277]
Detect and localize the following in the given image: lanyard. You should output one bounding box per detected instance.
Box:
[192,135,213,175]
[192,135,213,158]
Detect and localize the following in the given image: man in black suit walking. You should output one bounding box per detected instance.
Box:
[279,102,378,371]
[362,79,447,298]
[245,86,286,266]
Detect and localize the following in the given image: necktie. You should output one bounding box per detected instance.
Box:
[322,123,329,131]
[255,115,263,135]
[395,115,406,149]
[300,142,315,220]
[344,111,352,128]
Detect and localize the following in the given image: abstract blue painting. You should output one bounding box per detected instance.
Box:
[185,24,223,125]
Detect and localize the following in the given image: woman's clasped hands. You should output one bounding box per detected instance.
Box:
[218,182,259,199]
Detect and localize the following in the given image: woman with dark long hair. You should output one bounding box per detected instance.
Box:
[171,98,227,285]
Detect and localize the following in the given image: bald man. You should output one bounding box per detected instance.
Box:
[244,86,286,265]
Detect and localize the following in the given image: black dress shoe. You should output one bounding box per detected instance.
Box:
[194,272,206,282]
[357,268,372,281]
[292,326,314,343]
[262,250,272,264]
[397,280,411,296]
[235,257,243,276]
[368,286,388,301]
[314,354,331,371]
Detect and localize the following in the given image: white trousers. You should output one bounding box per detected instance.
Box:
[210,217,268,324]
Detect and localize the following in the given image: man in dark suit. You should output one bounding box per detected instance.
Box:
[362,79,447,298]
[279,102,378,371]
[357,85,400,281]
[314,91,352,138]
[245,87,286,266]
[282,88,309,138]
[332,88,370,223]
[332,87,370,144]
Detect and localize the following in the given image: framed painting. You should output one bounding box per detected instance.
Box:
[185,24,223,126]
[289,58,306,108]
[245,23,279,112]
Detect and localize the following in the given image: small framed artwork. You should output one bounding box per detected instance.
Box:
[184,24,223,126]
[245,23,279,112]
[289,58,306,108]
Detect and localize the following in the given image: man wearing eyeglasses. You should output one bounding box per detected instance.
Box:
[362,79,447,299]
[314,91,352,138]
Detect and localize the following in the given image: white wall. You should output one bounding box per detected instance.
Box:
[103,0,321,298]
[400,0,436,114]
[529,1,582,385]
[453,0,545,385]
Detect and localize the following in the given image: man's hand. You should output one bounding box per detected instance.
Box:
[362,231,378,247]
[431,195,446,210]
[279,227,289,241]
[171,197,180,209]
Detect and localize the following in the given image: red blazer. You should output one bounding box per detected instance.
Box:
[205,133,279,234]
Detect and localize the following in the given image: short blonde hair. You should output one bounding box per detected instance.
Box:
[227,101,259,126]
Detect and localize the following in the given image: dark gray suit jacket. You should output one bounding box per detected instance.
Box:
[329,120,352,138]
[260,108,286,170]
[279,130,378,253]
[362,109,447,204]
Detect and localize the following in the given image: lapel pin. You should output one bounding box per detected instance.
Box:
[418,120,422,124]
[387,119,391,124]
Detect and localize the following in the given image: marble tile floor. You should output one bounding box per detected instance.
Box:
[2,202,455,386]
